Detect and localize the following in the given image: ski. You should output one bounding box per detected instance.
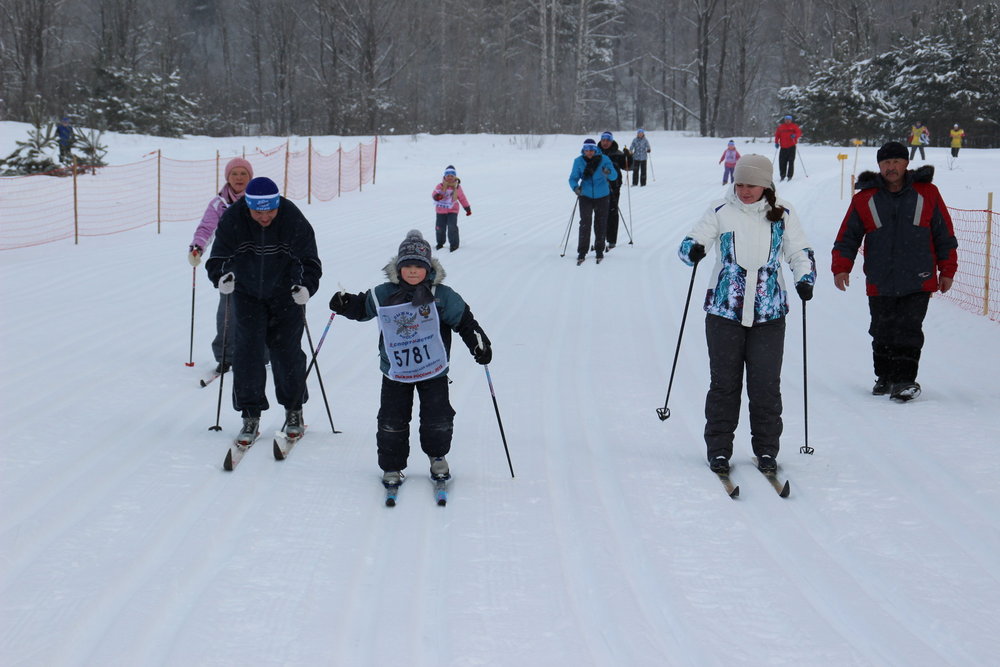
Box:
[433,478,449,506]
[385,484,401,507]
[223,433,259,471]
[753,459,791,497]
[273,426,307,461]
[199,371,220,388]
[713,470,740,498]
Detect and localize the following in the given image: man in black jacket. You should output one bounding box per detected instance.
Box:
[206,177,323,444]
[598,131,628,251]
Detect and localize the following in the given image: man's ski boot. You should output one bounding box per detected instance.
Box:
[285,409,304,439]
[757,454,778,473]
[872,377,893,396]
[709,456,730,474]
[236,417,260,447]
[382,470,405,488]
[890,382,921,402]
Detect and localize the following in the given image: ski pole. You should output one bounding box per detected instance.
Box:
[483,363,515,478]
[560,197,579,257]
[186,266,196,366]
[799,300,813,454]
[648,155,656,182]
[796,147,809,177]
[622,168,634,245]
[209,292,230,431]
[297,300,339,434]
[303,311,336,381]
[657,261,699,421]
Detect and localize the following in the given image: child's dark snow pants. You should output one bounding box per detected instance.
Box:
[376,374,455,472]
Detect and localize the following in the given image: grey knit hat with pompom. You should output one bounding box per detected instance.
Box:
[396,229,432,271]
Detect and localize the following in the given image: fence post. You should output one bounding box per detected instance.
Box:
[372,136,378,185]
[72,156,79,245]
[985,192,994,318]
[157,149,162,234]
[283,139,290,195]
[307,137,313,205]
[338,144,342,198]
[358,142,363,192]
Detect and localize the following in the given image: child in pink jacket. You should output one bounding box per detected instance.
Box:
[719,140,741,185]
[432,165,471,252]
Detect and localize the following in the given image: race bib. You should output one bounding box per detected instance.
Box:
[435,189,455,211]
[376,300,448,382]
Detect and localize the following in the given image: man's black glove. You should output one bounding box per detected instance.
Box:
[795,281,814,301]
[330,290,367,318]
[689,243,706,264]
[457,307,491,365]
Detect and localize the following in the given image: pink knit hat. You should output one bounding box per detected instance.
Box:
[224,157,254,181]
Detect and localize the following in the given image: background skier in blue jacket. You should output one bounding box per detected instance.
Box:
[568,138,618,265]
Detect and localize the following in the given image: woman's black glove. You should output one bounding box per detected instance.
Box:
[795,281,814,301]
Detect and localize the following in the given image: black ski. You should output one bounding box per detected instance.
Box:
[753,459,791,497]
[223,433,260,471]
[273,426,307,461]
[713,470,740,498]
[199,371,220,388]
[433,478,449,506]
[385,484,401,507]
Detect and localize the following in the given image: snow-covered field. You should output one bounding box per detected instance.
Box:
[2,124,998,666]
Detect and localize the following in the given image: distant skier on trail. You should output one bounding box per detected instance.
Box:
[628,129,651,186]
[831,141,958,402]
[432,165,471,252]
[568,138,617,265]
[719,140,740,185]
[774,115,802,181]
[328,229,491,500]
[908,121,930,161]
[188,157,254,374]
[206,176,322,448]
[677,154,816,476]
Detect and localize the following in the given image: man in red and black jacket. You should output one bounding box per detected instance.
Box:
[774,114,802,181]
[832,141,958,402]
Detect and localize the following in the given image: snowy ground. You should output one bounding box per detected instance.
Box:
[2,125,999,666]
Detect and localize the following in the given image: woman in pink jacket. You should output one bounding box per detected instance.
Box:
[432,165,471,252]
[187,157,253,372]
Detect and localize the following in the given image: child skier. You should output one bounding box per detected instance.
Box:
[719,140,741,185]
[432,165,472,252]
[329,230,492,495]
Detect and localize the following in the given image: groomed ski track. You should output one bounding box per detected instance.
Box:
[2,130,999,665]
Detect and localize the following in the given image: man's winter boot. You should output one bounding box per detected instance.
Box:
[285,409,304,439]
[757,454,778,473]
[430,456,450,480]
[709,456,730,474]
[237,417,260,447]
[872,377,893,396]
[890,382,921,402]
[382,470,405,488]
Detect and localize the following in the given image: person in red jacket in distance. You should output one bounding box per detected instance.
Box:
[774,115,802,181]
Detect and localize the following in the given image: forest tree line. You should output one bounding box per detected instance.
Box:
[1,0,997,145]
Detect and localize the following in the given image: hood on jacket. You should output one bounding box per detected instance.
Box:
[382,256,447,285]
[856,164,935,191]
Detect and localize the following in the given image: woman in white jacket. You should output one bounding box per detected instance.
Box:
[677,155,816,475]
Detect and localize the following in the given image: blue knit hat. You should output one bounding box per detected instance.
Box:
[443,165,457,177]
[245,177,280,211]
[637,128,645,134]
[581,138,597,153]
[600,131,613,141]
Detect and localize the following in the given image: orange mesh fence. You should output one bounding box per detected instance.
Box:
[0,138,377,250]
[942,205,999,322]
